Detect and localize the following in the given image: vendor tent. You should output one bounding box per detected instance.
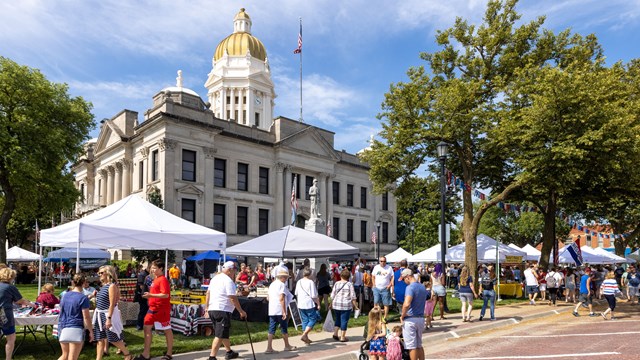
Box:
[384,247,412,263]
[225,225,359,258]
[629,249,640,262]
[6,246,41,262]
[518,244,542,262]
[186,251,236,262]
[407,244,446,263]
[591,247,626,263]
[555,245,614,264]
[447,234,527,263]
[40,195,226,251]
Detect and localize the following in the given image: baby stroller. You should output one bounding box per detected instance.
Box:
[357,328,410,360]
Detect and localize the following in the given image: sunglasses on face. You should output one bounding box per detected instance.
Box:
[99,272,105,275]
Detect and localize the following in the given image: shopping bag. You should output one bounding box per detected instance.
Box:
[354,309,361,319]
[323,310,335,332]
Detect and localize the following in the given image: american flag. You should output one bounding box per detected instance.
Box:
[293,20,302,54]
[371,231,377,244]
[290,175,298,225]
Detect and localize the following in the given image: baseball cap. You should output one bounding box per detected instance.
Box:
[398,268,413,280]
[222,261,236,270]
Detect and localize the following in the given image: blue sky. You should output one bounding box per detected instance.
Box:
[1,0,639,155]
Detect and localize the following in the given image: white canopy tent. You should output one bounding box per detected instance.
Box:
[40,195,227,251]
[44,247,111,261]
[591,247,627,263]
[384,247,412,263]
[555,245,615,265]
[447,234,527,263]
[6,246,41,262]
[514,244,542,262]
[407,244,447,263]
[226,225,359,258]
[629,249,640,262]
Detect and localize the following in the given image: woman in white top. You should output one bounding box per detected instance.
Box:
[294,267,320,344]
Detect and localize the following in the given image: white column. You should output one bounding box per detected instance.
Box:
[122,160,131,198]
[114,163,123,201]
[230,88,236,121]
[99,169,107,206]
[107,166,115,205]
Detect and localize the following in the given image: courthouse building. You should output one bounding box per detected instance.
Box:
[72,8,397,258]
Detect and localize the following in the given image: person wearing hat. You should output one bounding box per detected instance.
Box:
[204,261,246,360]
[399,268,427,360]
[265,269,296,354]
[573,267,597,317]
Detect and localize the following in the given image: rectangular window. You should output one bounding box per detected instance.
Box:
[234,110,238,121]
[214,158,226,188]
[243,96,246,104]
[151,150,159,181]
[138,161,144,189]
[382,192,389,211]
[182,149,196,182]
[243,110,247,124]
[226,96,231,104]
[305,176,313,200]
[360,221,368,243]
[237,206,248,235]
[259,167,269,194]
[226,110,230,120]
[214,204,226,233]
[332,217,340,240]
[80,184,85,203]
[360,186,367,209]
[347,219,354,242]
[235,96,239,104]
[383,222,389,244]
[259,209,269,235]
[347,184,354,207]
[237,163,248,191]
[181,199,196,223]
[255,112,260,127]
[332,181,340,205]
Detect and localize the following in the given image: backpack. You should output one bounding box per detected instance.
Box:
[629,273,640,287]
[545,272,557,288]
[481,274,493,288]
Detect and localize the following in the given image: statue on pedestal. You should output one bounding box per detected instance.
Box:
[309,178,320,219]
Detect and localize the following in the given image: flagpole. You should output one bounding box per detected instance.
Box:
[37,220,42,292]
[298,17,303,123]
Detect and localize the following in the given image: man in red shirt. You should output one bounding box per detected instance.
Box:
[135,260,173,360]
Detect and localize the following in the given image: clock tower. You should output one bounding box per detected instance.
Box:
[205,8,276,130]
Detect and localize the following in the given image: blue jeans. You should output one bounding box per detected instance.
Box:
[333,309,351,331]
[480,289,495,319]
[299,308,317,330]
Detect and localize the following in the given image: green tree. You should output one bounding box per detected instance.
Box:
[395,176,461,254]
[0,57,94,262]
[361,0,551,278]
[497,46,640,267]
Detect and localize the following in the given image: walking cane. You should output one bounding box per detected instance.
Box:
[244,318,257,360]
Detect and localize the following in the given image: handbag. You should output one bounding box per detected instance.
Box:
[322,310,334,332]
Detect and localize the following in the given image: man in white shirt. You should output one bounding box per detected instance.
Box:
[205,261,246,360]
[371,256,394,321]
[524,264,539,305]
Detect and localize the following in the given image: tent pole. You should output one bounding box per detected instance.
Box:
[37,233,43,292]
[165,249,169,278]
[76,241,81,274]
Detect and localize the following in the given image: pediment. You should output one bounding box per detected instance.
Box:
[175,184,204,202]
[95,121,125,153]
[277,127,339,160]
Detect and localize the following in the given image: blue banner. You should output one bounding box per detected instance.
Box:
[566,243,583,266]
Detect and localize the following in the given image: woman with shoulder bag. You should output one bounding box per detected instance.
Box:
[329,269,358,342]
[294,267,320,344]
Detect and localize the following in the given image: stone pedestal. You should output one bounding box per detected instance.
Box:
[305,217,326,234]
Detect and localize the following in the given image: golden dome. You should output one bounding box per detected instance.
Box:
[214,8,266,62]
[214,32,267,61]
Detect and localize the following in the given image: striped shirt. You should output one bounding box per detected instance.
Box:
[601,279,620,295]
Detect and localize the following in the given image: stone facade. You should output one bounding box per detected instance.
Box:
[71,9,397,258]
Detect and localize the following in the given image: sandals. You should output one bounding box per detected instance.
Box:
[332,335,340,341]
[339,337,349,342]
[301,336,312,344]
[132,355,150,360]
[264,349,279,354]
[160,354,173,360]
[284,346,297,351]
[122,353,133,360]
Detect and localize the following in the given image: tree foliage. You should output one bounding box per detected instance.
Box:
[0,57,95,262]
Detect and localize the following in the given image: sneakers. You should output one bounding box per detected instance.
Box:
[601,313,607,320]
[225,350,239,359]
[478,316,483,321]
[589,313,598,317]
[572,311,579,317]
[490,318,496,321]
[208,357,217,360]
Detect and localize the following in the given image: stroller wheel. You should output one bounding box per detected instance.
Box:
[359,354,369,360]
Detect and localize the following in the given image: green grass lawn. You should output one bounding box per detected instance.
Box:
[5,285,527,360]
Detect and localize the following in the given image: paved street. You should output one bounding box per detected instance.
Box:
[172,298,639,360]
[426,302,640,360]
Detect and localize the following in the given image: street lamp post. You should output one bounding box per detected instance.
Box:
[437,142,449,275]
[375,219,382,259]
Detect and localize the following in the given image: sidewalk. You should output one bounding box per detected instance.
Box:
[172,299,576,360]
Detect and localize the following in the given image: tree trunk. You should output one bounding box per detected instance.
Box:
[0,170,17,263]
[538,191,557,270]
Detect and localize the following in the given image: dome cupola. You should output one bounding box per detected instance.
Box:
[214,8,267,61]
